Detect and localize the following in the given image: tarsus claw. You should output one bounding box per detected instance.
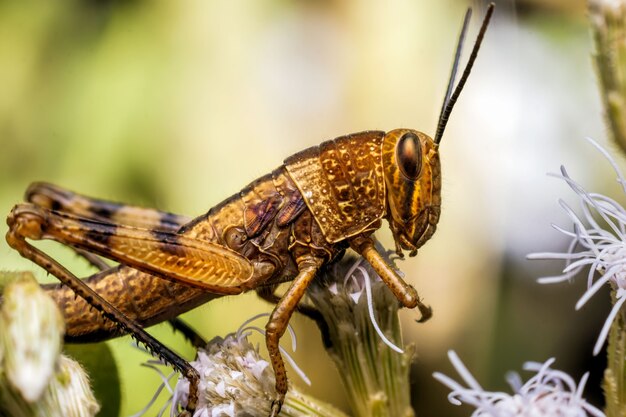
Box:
[416,301,432,323]
[269,398,283,417]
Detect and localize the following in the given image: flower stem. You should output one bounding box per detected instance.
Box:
[604,288,626,417]
[307,255,415,417]
[588,0,626,154]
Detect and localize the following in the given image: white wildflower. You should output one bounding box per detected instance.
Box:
[433,350,604,417]
[528,137,626,355]
[172,332,276,417]
[135,315,349,417]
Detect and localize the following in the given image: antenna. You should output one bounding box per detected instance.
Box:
[434,3,495,145]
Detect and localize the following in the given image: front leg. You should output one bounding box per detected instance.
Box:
[265,256,323,417]
[349,235,432,322]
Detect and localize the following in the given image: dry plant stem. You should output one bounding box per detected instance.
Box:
[603,287,626,417]
[589,0,626,154]
[307,256,415,417]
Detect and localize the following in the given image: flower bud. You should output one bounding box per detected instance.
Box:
[0,272,64,402]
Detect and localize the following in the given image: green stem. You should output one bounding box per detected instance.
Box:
[588,0,626,154]
[307,255,415,417]
[603,288,626,417]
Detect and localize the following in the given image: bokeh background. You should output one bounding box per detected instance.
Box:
[0,0,617,415]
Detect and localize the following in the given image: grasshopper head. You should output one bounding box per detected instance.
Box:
[382,129,441,257]
[379,3,494,256]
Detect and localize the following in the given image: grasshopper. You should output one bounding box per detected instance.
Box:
[5,4,493,416]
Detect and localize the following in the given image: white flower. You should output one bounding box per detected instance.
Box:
[433,351,604,417]
[133,315,312,417]
[528,137,626,355]
[172,332,276,417]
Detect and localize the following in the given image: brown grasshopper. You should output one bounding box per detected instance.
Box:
[5,4,493,416]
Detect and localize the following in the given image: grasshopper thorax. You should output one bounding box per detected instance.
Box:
[382,129,441,256]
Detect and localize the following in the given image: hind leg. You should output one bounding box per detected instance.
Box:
[25,182,191,271]
[25,182,190,231]
[6,224,202,415]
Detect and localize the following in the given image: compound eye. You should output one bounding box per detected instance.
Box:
[396,132,422,180]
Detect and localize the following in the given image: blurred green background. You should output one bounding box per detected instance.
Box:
[0,0,616,415]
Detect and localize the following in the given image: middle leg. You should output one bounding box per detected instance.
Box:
[265,255,324,417]
[257,284,332,348]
